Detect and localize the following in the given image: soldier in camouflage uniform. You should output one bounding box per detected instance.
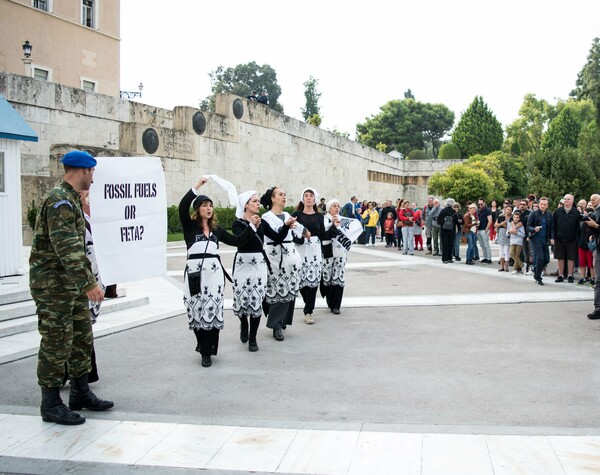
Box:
[29,150,113,425]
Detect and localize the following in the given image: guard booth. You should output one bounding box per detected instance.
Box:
[0,94,38,277]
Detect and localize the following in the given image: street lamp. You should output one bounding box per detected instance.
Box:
[120,82,143,99]
[22,40,32,58]
[22,40,32,76]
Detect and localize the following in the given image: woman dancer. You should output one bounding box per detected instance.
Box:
[231,191,293,351]
[293,188,339,324]
[321,199,347,314]
[179,176,259,367]
[260,186,302,341]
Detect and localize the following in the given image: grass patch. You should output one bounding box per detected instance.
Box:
[167,232,184,242]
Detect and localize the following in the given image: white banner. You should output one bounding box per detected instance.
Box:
[89,157,167,284]
[334,216,364,251]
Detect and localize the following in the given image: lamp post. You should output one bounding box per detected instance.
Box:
[22,40,32,76]
[120,82,143,100]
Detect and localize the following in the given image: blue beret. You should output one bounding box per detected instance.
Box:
[61,150,97,168]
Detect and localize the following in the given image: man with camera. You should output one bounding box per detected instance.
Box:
[584,194,600,319]
[552,194,580,283]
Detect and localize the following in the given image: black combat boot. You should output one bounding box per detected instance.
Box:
[41,387,86,425]
[69,374,114,411]
[239,315,249,343]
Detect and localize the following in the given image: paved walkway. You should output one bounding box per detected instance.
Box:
[0,242,598,474]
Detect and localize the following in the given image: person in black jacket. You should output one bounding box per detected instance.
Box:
[526,197,554,286]
[437,198,459,263]
[551,194,580,283]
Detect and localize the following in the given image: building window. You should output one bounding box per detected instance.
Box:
[33,0,48,11]
[0,152,5,193]
[82,79,96,93]
[33,67,49,81]
[82,0,95,28]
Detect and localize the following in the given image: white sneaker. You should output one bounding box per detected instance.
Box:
[511,270,518,275]
[304,314,315,324]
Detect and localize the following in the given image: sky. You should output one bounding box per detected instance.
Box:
[120,0,600,139]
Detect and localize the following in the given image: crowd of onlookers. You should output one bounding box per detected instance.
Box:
[336,193,600,289]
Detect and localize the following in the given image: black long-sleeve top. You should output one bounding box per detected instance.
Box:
[292,210,339,242]
[178,188,255,250]
[231,218,290,250]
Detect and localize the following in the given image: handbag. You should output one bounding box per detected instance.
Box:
[442,215,454,230]
[187,269,201,295]
[322,242,333,259]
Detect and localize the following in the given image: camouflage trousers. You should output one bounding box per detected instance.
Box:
[31,289,92,388]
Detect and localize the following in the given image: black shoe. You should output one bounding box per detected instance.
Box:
[433,253,440,256]
[555,275,564,283]
[587,309,600,319]
[466,261,474,265]
[239,317,249,343]
[332,308,340,315]
[567,275,574,283]
[536,279,544,286]
[473,256,480,261]
[69,375,114,411]
[41,388,86,425]
[201,355,212,367]
[273,328,284,341]
[455,257,461,261]
[485,259,492,264]
[248,339,259,352]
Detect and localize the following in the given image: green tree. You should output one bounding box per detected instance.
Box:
[301,76,321,122]
[428,163,494,204]
[503,94,554,156]
[421,103,455,158]
[201,61,283,113]
[541,107,581,150]
[452,96,503,157]
[356,99,454,157]
[493,151,528,199]
[407,150,427,160]
[465,154,508,201]
[404,89,415,100]
[528,148,598,206]
[438,142,462,160]
[570,37,600,124]
[578,121,600,179]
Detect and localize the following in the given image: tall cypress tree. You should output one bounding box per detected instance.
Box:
[452,96,503,158]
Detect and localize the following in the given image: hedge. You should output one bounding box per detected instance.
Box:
[167,205,297,233]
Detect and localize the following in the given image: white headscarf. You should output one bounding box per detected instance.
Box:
[236,190,257,219]
[326,198,340,213]
[300,187,319,204]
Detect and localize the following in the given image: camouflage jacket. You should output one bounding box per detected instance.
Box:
[29,180,97,292]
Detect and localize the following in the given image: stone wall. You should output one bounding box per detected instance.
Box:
[0,71,460,226]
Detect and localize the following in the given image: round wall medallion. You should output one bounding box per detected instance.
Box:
[192,111,206,135]
[142,128,159,154]
[232,98,244,119]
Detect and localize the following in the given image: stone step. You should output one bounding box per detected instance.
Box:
[0,295,149,338]
[0,289,31,306]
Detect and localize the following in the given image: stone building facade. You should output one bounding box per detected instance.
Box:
[0,71,459,230]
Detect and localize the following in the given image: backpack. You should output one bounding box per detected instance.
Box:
[442,214,454,230]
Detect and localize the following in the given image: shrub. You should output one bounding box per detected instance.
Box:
[438,142,462,160]
[407,150,428,160]
[26,200,38,229]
